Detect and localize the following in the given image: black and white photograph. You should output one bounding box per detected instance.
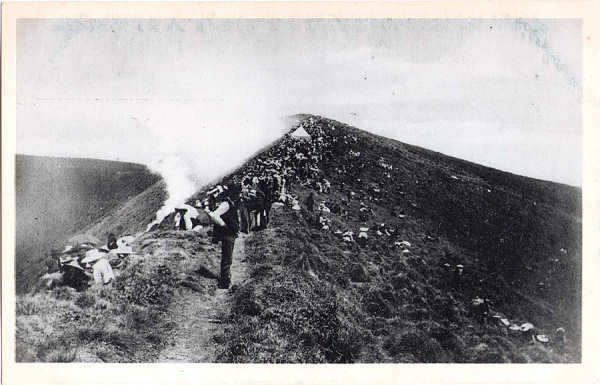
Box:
[3,2,598,382]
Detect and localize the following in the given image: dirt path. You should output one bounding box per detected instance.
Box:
[157,233,249,362]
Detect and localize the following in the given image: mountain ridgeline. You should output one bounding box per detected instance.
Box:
[209,115,581,362]
[15,115,581,363]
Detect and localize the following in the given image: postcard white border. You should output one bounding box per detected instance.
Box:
[2,2,599,384]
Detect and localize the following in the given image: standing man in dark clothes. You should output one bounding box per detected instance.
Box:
[254,185,267,230]
[258,178,271,227]
[204,184,240,289]
[238,186,251,234]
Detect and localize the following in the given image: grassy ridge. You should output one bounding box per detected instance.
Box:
[216,116,580,363]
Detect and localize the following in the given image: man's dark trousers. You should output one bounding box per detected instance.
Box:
[219,236,236,288]
[239,204,250,234]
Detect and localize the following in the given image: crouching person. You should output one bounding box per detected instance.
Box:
[92,258,115,286]
[61,256,90,292]
[83,248,115,287]
[204,184,240,289]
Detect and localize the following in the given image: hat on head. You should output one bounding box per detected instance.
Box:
[81,249,105,264]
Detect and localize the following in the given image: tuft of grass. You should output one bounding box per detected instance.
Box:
[16,298,40,316]
[75,293,96,309]
[114,262,177,308]
[43,347,77,363]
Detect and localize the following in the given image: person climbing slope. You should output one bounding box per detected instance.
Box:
[204,184,241,289]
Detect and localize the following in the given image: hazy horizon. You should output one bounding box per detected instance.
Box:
[17,19,582,190]
[15,117,581,188]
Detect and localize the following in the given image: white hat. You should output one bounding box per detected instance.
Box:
[520,323,535,332]
[112,245,133,255]
[81,249,106,264]
[536,334,549,343]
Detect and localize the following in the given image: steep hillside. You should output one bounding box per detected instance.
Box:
[15,115,581,363]
[15,155,162,294]
[214,115,581,363]
[85,181,167,240]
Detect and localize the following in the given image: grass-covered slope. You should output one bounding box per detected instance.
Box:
[216,115,581,363]
[16,229,221,362]
[15,115,581,363]
[85,180,167,240]
[15,155,162,294]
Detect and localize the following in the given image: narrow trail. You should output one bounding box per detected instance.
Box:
[157,233,250,362]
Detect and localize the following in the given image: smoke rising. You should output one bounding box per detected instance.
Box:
[142,98,289,229]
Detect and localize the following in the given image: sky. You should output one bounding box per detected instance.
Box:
[17,19,582,191]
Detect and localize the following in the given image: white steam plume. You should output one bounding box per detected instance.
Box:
[145,153,202,231]
[143,97,290,231]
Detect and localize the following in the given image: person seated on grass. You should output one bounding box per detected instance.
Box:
[61,255,90,292]
[91,258,115,286]
[82,248,115,287]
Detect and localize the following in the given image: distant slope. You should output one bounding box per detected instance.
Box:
[15,155,162,294]
[84,180,168,242]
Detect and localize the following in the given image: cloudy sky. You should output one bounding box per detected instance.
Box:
[17,19,581,187]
